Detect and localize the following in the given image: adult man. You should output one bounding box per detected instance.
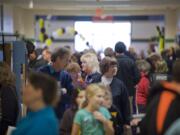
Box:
[39,47,73,120]
[115,41,140,113]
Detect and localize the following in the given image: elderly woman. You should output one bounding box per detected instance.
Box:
[12,72,59,135]
[0,62,19,135]
[99,57,130,135]
[80,52,101,84]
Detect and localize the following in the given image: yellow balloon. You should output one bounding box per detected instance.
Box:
[57,29,63,37]
[39,33,44,42]
[45,38,52,46]
[39,19,44,29]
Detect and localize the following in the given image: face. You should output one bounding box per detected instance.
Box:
[23,81,43,108]
[70,72,79,81]
[81,60,91,74]
[42,50,51,61]
[104,65,118,78]
[102,96,112,109]
[76,91,86,107]
[56,54,70,70]
[89,90,105,110]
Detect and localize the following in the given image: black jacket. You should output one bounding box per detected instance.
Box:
[0,85,19,135]
[85,72,101,84]
[110,77,131,125]
[116,55,140,96]
[140,82,180,135]
[97,77,131,125]
[109,105,124,135]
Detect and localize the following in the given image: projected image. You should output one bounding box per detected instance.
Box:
[75,21,131,52]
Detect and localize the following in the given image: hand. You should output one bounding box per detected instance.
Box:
[61,88,67,94]
[130,118,141,126]
[124,124,131,129]
[93,111,106,123]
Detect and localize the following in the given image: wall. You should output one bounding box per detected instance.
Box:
[12,7,180,53]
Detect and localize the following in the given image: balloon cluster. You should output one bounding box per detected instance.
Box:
[38,18,90,47]
[38,18,53,46]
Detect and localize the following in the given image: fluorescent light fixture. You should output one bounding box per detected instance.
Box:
[29,0,33,9]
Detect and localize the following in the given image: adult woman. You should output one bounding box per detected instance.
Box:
[12,72,59,135]
[0,62,19,135]
[80,53,101,84]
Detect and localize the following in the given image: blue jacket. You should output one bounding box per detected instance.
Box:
[38,65,74,120]
[12,107,59,135]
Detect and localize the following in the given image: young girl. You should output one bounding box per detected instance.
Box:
[71,84,114,135]
[60,89,86,135]
[136,60,151,113]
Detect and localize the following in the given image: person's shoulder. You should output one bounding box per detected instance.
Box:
[113,77,126,86]
[99,107,109,114]
[38,65,50,72]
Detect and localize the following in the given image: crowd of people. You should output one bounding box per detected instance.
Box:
[0,41,180,135]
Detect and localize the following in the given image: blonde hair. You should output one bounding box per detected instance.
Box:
[82,84,104,108]
[81,53,100,73]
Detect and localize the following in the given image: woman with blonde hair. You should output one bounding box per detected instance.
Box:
[0,62,19,135]
[71,84,114,135]
[80,53,101,84]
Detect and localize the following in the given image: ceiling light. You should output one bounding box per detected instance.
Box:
[29,0,33,9]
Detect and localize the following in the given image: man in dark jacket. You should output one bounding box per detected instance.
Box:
[39,47,74,121]
[114,41,140,113]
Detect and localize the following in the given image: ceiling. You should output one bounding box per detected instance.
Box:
[3,0,180,10]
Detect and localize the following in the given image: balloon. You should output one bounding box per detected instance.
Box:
[39,19,44,29]
[57,28,64,36]
[39,33,44,42]
[45,38,52,46]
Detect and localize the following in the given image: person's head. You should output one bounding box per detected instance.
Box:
[51,47,71,71]
[172,59,180,83]
[66,62,81,81]
[80,53,100,74]
[98,84,112,109]
[71,89,86,111]
[29,50,37,61]
[23,72,58,111]
[100,57,118,78]
[42,47,51,62]
[83,84,105,110]
[136,60,151,74]
[115,41,126,54]
[0,62,15,86]
[104,47,114,57]
[155,60,168,73]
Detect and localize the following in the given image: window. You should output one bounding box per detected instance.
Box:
[75,21,131,52]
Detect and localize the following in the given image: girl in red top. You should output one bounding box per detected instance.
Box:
[136,60,151,113]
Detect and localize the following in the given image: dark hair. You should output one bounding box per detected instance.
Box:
[71,89,82,111]
[172,60,180,82]
[100,57,117,75]
[115,41,126,53]
[0,62,15,86]
[28,72,58,105]
[51,47,70,62]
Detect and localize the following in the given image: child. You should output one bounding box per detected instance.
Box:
[60,89,86,135]
[71,84,114,135]
[66,62,86,89]
[102,85,124,135]
[136,60,151,113]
